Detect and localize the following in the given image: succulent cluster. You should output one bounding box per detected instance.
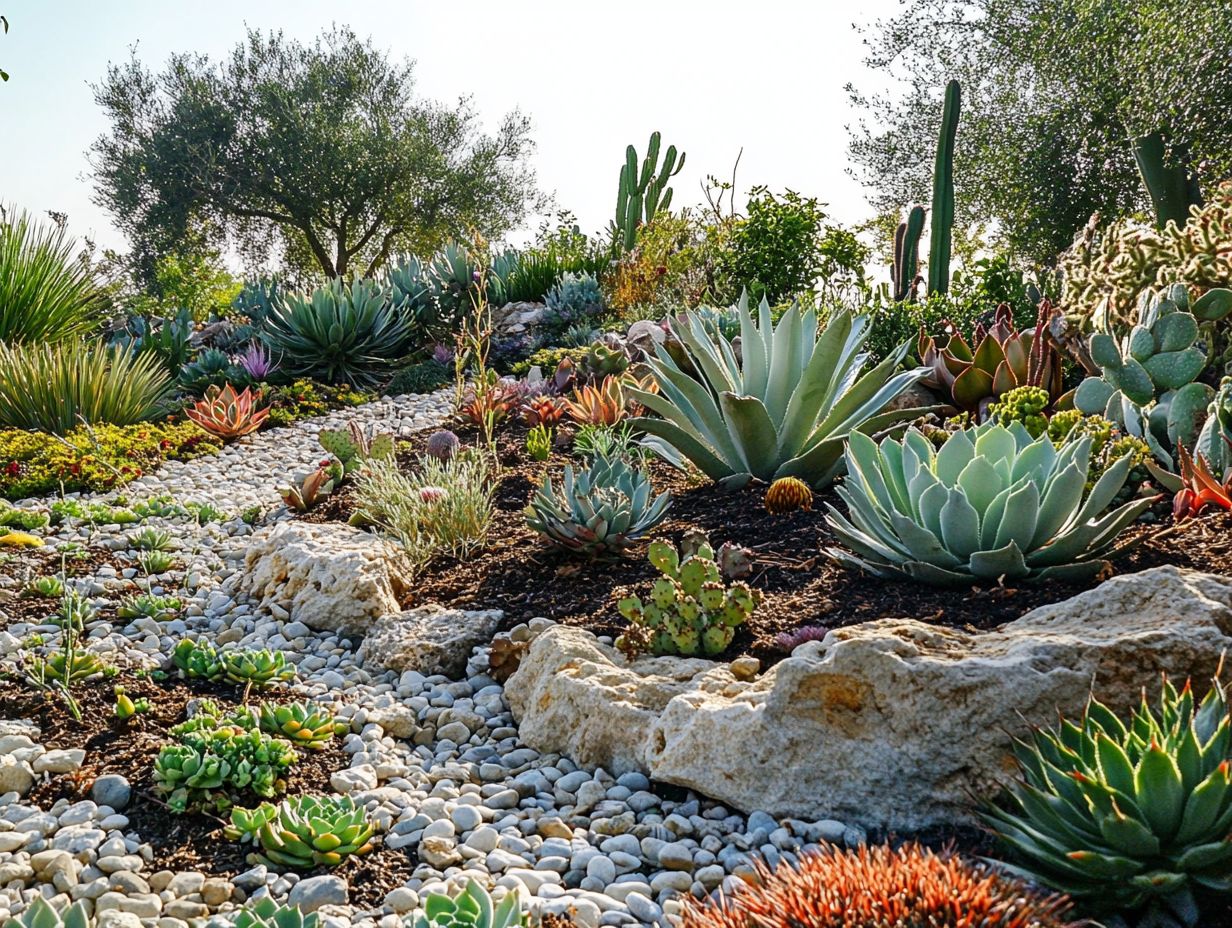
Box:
[521,394,568,428]
[826,422,1153,585]
[186,384,271,439]
[258,701,345,751]
[319,420,395,478]
[524,455,670,558]
[565,373,654,426]
[155,703,299,813]
[918,302,1064,418]
[631,296,930,489]
[764,476,813,515]
[578,335,631,382]
[409,880,527,928]
[1173,443,1232,522]
[24,574,65,599]
[1196,376,1232,475]
[226,794,376,870]
[171,638,296,689]
[544,271,604,326]
[617,539,761,657]
[985,676,1232,926]
[680,843,1074,928]
[15,897,93,928]
[29,647,106,685]
[525,424,552,462]
[230,897,320,928]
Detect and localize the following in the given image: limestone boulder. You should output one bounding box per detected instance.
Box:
[357,605,504,678]
[237,521,408,635]
[505,566,1232,831]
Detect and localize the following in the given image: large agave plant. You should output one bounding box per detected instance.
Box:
[262,278,414,387]
[629,295,931,489]
[984,676,1232,928]
[825,422,1154,585]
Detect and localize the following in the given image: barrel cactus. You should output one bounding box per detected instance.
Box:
[984,676,1232,927]
[825,422,1154,585]
[764,476,813,515]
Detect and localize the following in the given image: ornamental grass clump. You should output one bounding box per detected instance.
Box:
[679,842,1075,928]
[825,421,1154,585]
[983,675,1232,927]
[353,454,493,575]
[629,294,931,489]
[0,342,173,434]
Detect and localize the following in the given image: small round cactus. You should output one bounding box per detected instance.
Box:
[764,476,813,515]
[424,429,460,462]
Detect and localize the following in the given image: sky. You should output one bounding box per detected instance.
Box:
[0,0,901,262]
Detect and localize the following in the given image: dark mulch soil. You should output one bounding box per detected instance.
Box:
[307,421,1232,667]
[0,545,133,626]
[1,672,414,908]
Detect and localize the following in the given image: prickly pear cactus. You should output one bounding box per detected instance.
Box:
[319,421,395,476]
[1075,284,1216,461]
[616,540,761,657]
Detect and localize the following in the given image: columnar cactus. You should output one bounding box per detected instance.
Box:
[614,132,686,252]
[928,80,960,296]
[617,540,762,657]
[892,205,926,302]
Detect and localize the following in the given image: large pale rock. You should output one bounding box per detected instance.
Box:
[506,566,1232,831]
[237,522,408,635]
[357,605,503,678]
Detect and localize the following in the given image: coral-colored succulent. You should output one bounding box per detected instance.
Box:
[1173,443,1232,521]
[566,373,657,426]
[458,377,521,428]
[185,384,270,439]
[681,843,1076,928]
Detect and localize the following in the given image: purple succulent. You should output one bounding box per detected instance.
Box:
[235,342,278,381]
[431,343,455,366]
[771,625,829,653]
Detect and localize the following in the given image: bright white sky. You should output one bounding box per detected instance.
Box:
[0,0,901,262]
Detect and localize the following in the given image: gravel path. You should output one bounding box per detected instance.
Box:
[0,390,863,928]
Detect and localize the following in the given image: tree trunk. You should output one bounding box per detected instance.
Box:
[1132,131,1204,229]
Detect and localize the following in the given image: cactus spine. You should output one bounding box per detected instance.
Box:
[614,132,686,252]
[928,79,960,296]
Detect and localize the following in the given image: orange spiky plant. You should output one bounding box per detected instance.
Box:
[680,843,1077,928]
[566,373,658,426]
[1173,443,1232,521]
[522,394,568,428]
[185,384,270,439]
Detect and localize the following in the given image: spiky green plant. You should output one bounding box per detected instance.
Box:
[263,278,414,387]
[23,574,64,599]
[138,550,176,574]
[128,527,174,552]
[629,295,931,489]
[409,880,528,928]
[984,676,1232,928]
[825,421,1153,585]
[258,701,344,750]
[226,794,376,869]
[0,504,49,532]
[525,424,552,462]
[172,637,224,680]
[0,207,102,344]
[53,590,96,630]
[525,455,670,558]
[0,341,173,434]
[221,649,296,689]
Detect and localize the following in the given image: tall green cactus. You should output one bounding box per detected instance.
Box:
[614,131,685,252]
[928,79,960,296]
[892,205,926,301]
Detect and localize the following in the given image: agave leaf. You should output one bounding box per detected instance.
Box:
[967,541,1031,579]
[938,488,981,559]
[718,393,780,479]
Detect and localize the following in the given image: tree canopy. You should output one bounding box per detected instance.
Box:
[91,26,540,282]
[846,0,1232,265]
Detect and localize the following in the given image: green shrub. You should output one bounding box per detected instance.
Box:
[717,187,829,305]
[386,359,451,396]
[0,208,104,344]
[0,421,220,500]
[264,379,371,428]
[354,455,493,575]
[263,278,414,387]
[0,341,174,434]
[508,346,579,378]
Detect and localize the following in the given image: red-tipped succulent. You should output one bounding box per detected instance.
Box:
[1174,443,1232,521]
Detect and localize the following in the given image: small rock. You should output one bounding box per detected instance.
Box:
[288,874,349,912]
[92,775,132,810]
